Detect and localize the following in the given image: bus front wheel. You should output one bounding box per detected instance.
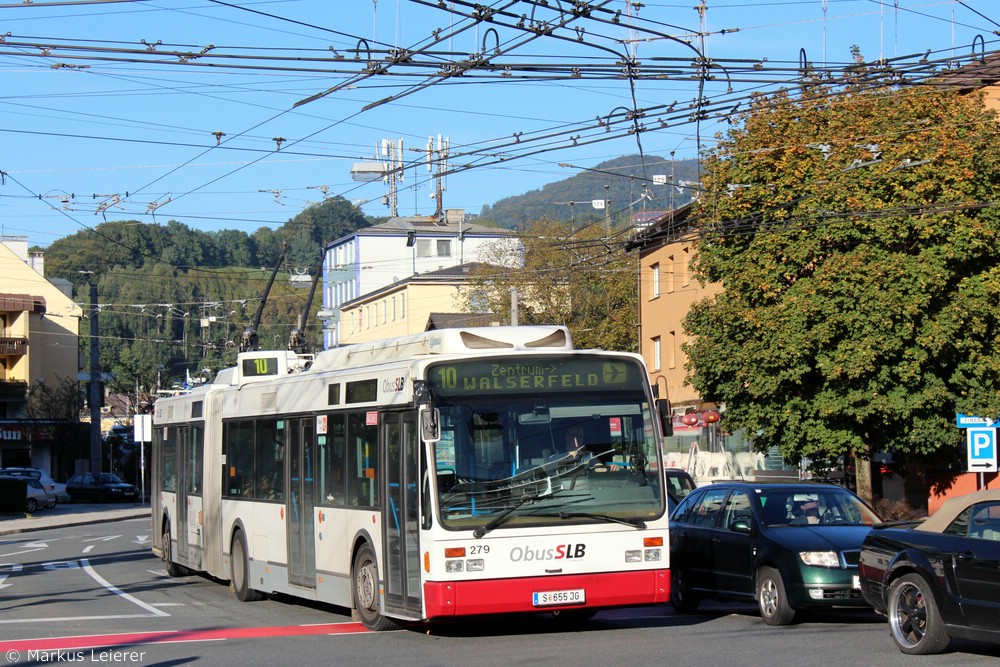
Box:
[352,543,401,631]
[231,530,263,602]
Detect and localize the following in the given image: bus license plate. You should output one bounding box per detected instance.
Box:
[532,589,585,607]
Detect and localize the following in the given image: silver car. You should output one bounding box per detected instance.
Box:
[1,476,56,512]
[0,467,69,504]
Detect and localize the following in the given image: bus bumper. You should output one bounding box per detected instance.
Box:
[423,569,670,619]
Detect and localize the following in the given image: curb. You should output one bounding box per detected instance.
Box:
[0,509,151,537]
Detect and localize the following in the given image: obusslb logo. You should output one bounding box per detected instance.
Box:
[509,543,587,562]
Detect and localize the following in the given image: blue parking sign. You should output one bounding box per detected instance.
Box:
[967,427,998,473]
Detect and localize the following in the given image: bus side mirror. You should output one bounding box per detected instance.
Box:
[420,407,441,442]
[657,399,673,438]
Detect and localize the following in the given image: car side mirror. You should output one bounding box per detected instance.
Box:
[730,519,752,534]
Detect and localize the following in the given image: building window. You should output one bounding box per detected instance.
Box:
[436,240,452,257]
[666,256,675,294]
[651,263,660,299]
[652,336,661,371]
[416,239,432,258]
[668,331,677,369]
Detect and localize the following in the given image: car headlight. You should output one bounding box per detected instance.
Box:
[799,551,840,568]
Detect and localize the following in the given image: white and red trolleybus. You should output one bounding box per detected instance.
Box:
[151,325,674,630]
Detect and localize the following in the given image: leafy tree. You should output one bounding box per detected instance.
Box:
[683,73,1000,502]
[465,218,639,352]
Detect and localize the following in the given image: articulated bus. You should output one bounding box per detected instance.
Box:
[151,325,674,629]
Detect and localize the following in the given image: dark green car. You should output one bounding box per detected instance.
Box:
[669,481,880,625]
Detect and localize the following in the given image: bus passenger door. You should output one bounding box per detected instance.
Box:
[383,413,422,617]
[287,418,317,588]
[175,427,190,562]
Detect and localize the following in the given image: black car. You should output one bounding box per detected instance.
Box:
[669,481,880,625]
[859,488,1000,655]
[66,472,138,503]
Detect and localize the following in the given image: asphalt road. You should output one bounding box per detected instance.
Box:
[1,516,999,667]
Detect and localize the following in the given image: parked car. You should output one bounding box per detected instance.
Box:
[858,488,1000,655]
[1,475,57,512]
[669,480,880,625]
[664,467,696,500]
[0,467,69,504]
[65,472,138,503]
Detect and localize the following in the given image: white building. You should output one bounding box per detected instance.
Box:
[320,211,516,348]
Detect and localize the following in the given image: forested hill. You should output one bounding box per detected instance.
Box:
[41,195,371,280]
[478,155,699,228]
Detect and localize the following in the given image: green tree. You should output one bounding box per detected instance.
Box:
[465,218,639,352]
[683,75,1000,502]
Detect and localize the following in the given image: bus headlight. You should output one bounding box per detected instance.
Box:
[466,559,485,572]
[644,549,662,561]
[625,550,642,563]
[445,560,464,573]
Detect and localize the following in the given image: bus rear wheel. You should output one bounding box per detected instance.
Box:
[162,522,189,577]
[231,530,264,602]
[352,543,401,631]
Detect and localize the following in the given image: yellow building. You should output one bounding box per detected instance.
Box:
[338,263,499,345]
[0,237,83,472]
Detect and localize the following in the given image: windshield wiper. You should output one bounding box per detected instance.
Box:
[540,511,646,530]
[473,486,557,539]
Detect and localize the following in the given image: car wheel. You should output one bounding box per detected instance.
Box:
[25,498,38,513]
[352,542,401,631]
[230,529,264,602]
[887,573,950,655]
[757,566,795,625]
[670,568,700,613]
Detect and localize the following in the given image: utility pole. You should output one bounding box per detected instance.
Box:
[604,184,611,234]
[83,275,102,473]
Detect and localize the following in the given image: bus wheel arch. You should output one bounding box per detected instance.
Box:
[351,539,401,631]
[230,526,264,602]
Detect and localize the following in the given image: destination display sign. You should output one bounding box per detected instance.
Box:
[427,356,642,396]
[241,356,279,377]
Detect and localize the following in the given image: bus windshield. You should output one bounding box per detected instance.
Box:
[425,355,665,531]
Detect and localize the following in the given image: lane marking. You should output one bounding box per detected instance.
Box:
[0,622,370,652]
[83,545,95,554]
[81,558,170,617]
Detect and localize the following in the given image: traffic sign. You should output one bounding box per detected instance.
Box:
[956,413,1000,428]
[967,427,998,473]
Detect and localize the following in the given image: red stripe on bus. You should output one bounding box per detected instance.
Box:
[0,622,368,653]
[423,569,670,618]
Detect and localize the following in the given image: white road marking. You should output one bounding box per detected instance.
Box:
[81,558,170,617]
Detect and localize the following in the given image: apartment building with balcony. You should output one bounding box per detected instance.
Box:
[0,237,83,472]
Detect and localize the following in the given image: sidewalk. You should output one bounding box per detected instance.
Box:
[0,502,151,536]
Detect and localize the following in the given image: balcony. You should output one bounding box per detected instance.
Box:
[0,380,28,401]
[0,336,27,356]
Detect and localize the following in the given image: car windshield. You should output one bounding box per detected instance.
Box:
[95,473,126,484]
[757,488,880,526]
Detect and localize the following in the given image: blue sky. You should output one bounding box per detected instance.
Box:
[1,0,998,249]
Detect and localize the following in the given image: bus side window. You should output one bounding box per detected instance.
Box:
[348,413,378,507]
